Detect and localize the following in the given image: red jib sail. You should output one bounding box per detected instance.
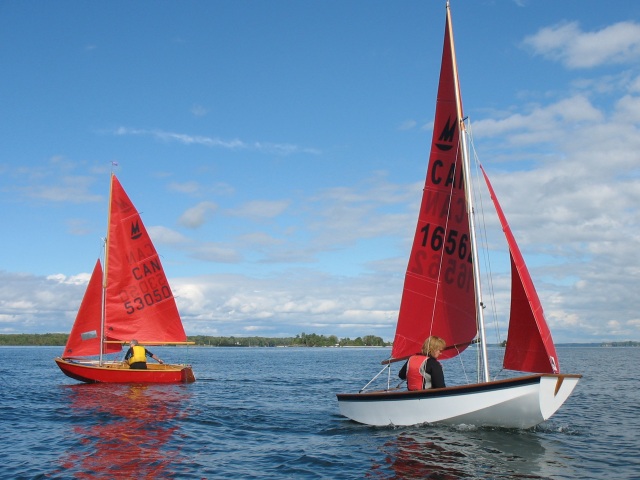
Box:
[104,174,187,344]
[391,11,477,360]
[62,260,121,357]
[480,166,560,374]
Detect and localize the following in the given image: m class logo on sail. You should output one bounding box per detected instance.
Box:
[435,115,456,151]
[130,219,143,240]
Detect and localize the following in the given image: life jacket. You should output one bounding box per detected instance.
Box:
[406,355,428,391]
[128,345,147,365]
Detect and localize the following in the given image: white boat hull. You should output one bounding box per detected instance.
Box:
[337,374,581,429]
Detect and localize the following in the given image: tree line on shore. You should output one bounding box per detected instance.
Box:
[0,332,390,347]
[3,334,637,348]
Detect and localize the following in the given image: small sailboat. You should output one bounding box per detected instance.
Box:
[336,3,580,428]
[55,173,195,383]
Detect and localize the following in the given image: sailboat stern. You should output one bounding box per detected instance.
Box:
[538,374,582,421]
[181,365,196,383]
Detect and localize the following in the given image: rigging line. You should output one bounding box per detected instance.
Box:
[465,118,499,382]
[453,344,472,385]
[458,123,484,381]
[493,367,506,382]
[359,364,391,393]
[466,120,503,348]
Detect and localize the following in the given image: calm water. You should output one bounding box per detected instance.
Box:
[0,346,638,479]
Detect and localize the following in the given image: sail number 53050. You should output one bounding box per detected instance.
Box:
[123,286,173,314]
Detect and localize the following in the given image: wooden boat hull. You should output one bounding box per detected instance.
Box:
[336,373,581,428]
[55,357,196,384]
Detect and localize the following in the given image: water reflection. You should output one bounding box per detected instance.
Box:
[55,383,190,478]
[367,427,553,479]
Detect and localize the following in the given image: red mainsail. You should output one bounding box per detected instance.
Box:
[391,11,478,360]
[480,166,560,374]
[104,174,187,344]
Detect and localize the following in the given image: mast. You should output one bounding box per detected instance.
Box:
[99,172,115,365]
[446,2,490,382]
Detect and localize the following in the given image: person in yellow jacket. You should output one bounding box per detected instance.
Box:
[123,339,164,369]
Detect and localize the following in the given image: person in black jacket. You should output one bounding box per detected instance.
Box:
[398,336,446,390]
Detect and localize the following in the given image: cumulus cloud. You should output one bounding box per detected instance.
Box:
[179,201,218,228]
[523,21,640,69]
[0,272,87,333]
[227,200,290,220]
[20,176,103,204]
[146,226,190,245]
[168,181,202,195]
[172,271,400,338]
[189,242,242,263]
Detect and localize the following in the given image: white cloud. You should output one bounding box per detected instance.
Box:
[112,127,320,155]
[523,21,640,69]
[169,181,202,195]
[398,120,417,131]
[472,95,602,143]
[178,201,217,228]
[146,226,190,245]
[227,200,290,220]
[46,272,91,286]
[21,176,102,204]
[190,104,208,117]
[189,243,242,263]
[171,271,400,338]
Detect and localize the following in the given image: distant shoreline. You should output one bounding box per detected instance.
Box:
[0,333,637,347]
[0,332,390,348]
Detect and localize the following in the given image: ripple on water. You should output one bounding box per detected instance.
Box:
[1,346,639,479]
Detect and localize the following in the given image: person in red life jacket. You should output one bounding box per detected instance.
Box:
[398,336,446,390]
[123,339,164,369]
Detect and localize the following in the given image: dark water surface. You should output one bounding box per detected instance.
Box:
[0,346,637,479]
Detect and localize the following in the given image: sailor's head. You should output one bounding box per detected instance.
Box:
[130,339,139,346]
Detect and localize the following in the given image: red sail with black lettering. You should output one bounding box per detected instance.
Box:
[391,12,477,360]
[480,166,560,373]
[104,175,187,343]
[62,260,121,357]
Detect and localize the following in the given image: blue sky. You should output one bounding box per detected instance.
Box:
[1,0,639,343]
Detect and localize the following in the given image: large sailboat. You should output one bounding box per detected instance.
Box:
[55,173,195,383]
[336,3,580,428]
